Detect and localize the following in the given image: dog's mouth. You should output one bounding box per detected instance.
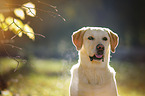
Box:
[89,54,104,62]
[89,44,104,62]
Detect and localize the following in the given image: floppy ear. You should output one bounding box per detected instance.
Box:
[107,29,119,53]
[72,28,86,50]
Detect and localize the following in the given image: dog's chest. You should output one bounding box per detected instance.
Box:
[78,68,116,96]
[78,83,117,96]
[79,67,111,85]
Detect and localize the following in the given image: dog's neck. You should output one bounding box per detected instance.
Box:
[79,47,110,69]
[78,47,112,85]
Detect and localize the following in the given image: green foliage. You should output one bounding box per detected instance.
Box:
[0,58,144,96]
[110,61,145,96]
[0,58,23,74]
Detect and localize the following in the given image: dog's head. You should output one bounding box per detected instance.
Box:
[72,27,119,62]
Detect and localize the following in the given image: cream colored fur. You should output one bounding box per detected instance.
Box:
[69,27,119,96]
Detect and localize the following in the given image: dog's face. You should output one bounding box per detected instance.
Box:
[72,27,119,62]
[83,29,110,62]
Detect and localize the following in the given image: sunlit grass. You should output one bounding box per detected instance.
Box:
[118,86,144,96]
[0,58,144,96]
[9,74,70,96]
[1,58,70,96]
[0,58,23,73]
[31,59,65,73]
[110,61,145,96]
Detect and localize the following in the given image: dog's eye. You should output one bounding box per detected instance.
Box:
[102,37,108,41]
[88,36,94,40]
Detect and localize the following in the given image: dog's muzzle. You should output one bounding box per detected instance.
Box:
[89,44,104,62]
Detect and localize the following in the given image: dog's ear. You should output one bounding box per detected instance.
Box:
[72,28,86,50]
[107,29,119,53]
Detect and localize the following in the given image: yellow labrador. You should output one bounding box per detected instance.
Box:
[69,27,119,96]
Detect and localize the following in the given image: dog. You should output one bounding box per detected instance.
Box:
[69,27,119,96]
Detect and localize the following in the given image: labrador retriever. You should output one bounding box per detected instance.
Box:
[69,27,119,96]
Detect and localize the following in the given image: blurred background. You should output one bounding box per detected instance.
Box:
[0,0,145,96]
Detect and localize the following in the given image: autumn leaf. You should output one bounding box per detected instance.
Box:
[5,17,23,37]
[23,24,35,40]
[0,13,8,31]
[0,13,5,22]
[0,2,36,40]
[5,17,13,25]
[12,19,23,37]
[0,22,8,31]
[14,8,25,20]
[22,2,36,17]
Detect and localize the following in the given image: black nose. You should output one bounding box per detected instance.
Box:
[96,44,104,50]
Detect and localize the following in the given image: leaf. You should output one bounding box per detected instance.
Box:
[26,8,36,17]
[13,19,23,37]
[22,2,36,17]
[5,17,13,25]
[23,24,35,40]
[5,17,23,37]
[14,8,25,20]
[0,13,5,22]
[0,22,8,31]
[23,2,35,9]
[14,19,24,28]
